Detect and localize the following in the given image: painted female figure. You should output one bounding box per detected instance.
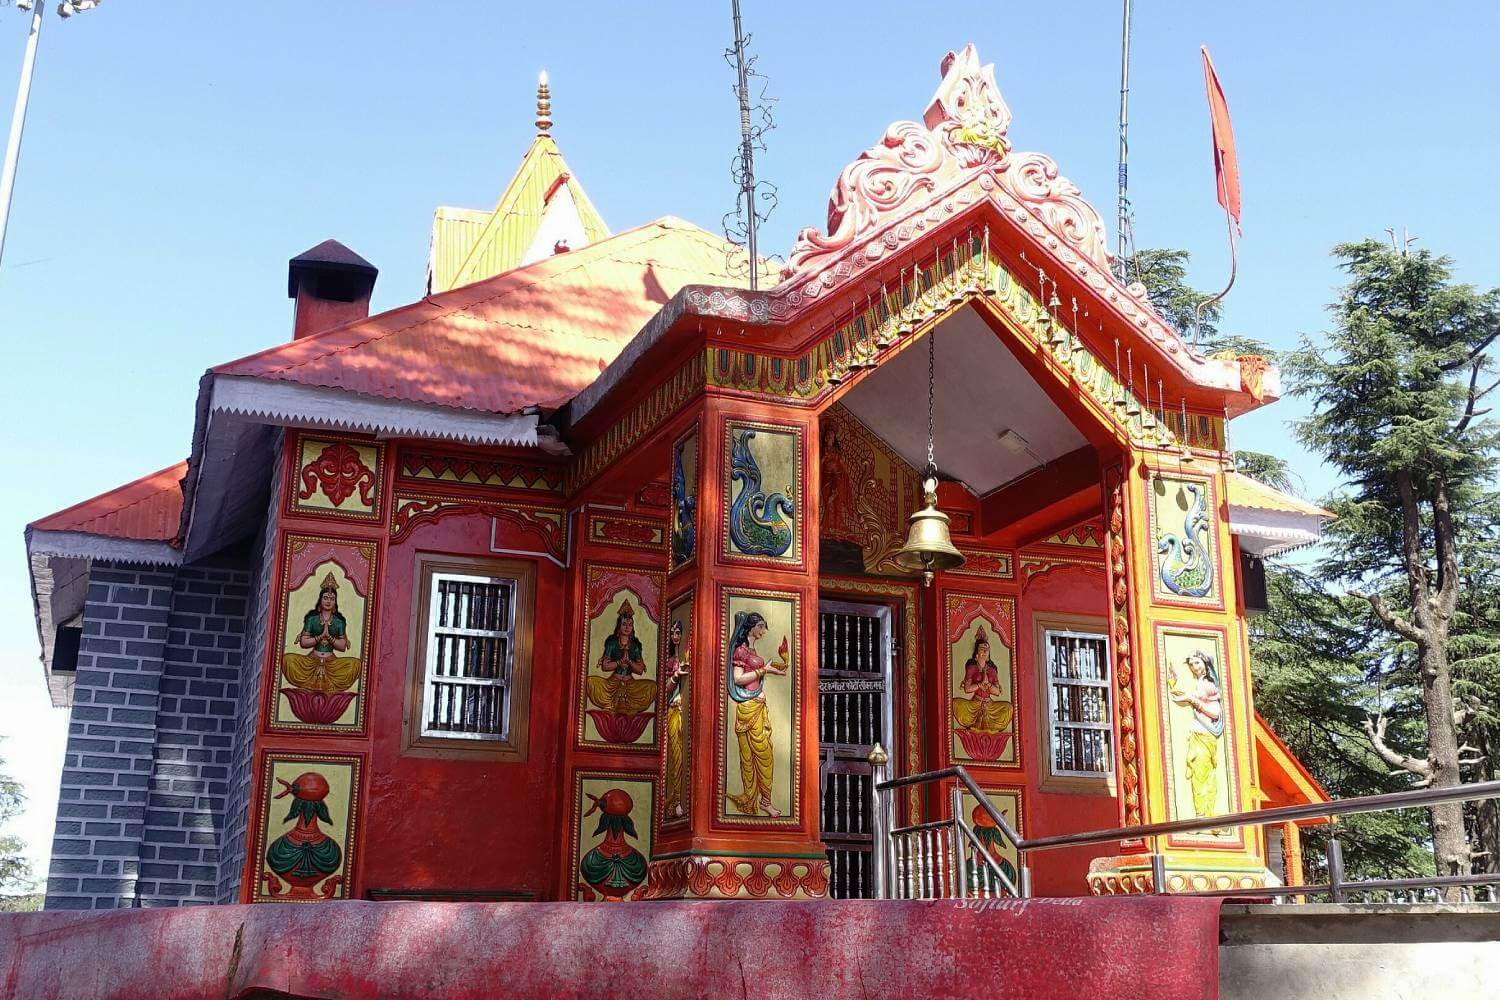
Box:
[282,572,360,694]
[951,627,1014,735]
[662,618,689,819]
[1168,649,1225,818]
[726,611,789,817]
[586,599,658,719]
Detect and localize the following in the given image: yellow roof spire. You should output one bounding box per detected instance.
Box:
[536,70,552,135]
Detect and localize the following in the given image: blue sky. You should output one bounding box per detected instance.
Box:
[0,3,1496,883]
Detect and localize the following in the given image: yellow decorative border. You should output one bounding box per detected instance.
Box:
[569,353,705,496]
[287,432,386,524]
[943,590,1021,771]
[575,563,666,754]
[715,586,803,829]
[265,533,378,736]
[1145,471,1225,611]
[586,512,668,552]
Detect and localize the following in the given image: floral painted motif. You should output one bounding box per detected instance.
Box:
[300,440,377,509]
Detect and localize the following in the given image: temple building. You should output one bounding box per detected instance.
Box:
[25,45,1330,910]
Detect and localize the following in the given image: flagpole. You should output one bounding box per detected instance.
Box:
[1193,146,1237,347]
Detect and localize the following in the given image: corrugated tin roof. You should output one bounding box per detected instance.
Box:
[428,207,493,294]
[215,217,759,416]
[30,462,186,541]
[429,135,611,294]
[1225,472,1333,519]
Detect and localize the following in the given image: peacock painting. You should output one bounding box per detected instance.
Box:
[1156,480,1214,599]
[728,428,795,558]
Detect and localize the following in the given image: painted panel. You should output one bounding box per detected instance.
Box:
[396,448,562,494]
[670,427,698,571]
[268,535,377,733]
[957,786,1023,891]
[945,593,1019,766]
[722,421,802,566]
[719,589,800,824]
[818,405,921,573]
[1156,625,1242,845]
[1148,474,1221,608]
[661,595,693,827]
[252,753,361,902]
[578,565,664,750]
[586,512,667,551]
[571,772,654,902]
[291,434,383,522]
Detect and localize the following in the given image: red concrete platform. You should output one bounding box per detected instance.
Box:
[0,897,1222,1000]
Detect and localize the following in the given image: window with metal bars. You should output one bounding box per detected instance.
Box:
[407,555,534,760]
[422,573,514,739]
[1043,628,1114,778]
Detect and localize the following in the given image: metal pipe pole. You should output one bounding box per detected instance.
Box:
[0,0,45,270]
[1114,0,1132,280]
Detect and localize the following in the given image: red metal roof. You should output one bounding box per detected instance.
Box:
[215,217,758,416]
[30,462,187,542]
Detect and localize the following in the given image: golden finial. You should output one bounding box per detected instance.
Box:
[535,70,552,135]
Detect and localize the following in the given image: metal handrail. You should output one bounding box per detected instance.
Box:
[868,754,1500,901]
[1017,777,1500,853]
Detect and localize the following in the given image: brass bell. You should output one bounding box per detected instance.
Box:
[894,476,966,586]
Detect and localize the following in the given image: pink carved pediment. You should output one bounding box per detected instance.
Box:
[781,44,1111,292]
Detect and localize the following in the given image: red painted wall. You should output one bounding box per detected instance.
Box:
[365,508,570,898]
[918,527,1117,897]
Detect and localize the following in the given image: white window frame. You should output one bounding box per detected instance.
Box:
[1040,624,1115,785]
[421,571,516,741]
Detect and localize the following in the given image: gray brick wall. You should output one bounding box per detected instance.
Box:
[43,564,175,910]
[217,446,282,903]
[42,559,252,910]
[132,564,249,907]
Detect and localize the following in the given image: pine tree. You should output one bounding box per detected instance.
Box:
[1287,238,1500,883]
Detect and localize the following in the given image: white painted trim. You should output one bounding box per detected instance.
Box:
[26,529,181,566]
[1229,505,1323,557]
[212,376,541,446]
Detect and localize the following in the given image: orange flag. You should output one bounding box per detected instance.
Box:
[1201,46,1241,232]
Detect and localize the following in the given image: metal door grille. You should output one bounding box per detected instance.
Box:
[818,600,893,899]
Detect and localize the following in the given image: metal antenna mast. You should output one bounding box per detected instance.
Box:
[1114,0,1134,282]
[723,0,776,289]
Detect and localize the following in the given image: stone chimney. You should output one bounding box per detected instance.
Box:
[287,239,378,340]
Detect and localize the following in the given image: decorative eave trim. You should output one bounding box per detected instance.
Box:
[1228,505,1324,557]
[25,528,181,708]
[211,376,544,447]
[25,528,181,566]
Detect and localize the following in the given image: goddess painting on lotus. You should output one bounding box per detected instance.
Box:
[282,572,360,695]
[585,599,658,743]
[951,626,1015,761]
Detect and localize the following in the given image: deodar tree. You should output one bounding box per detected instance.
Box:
[1289,238,1500,879]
